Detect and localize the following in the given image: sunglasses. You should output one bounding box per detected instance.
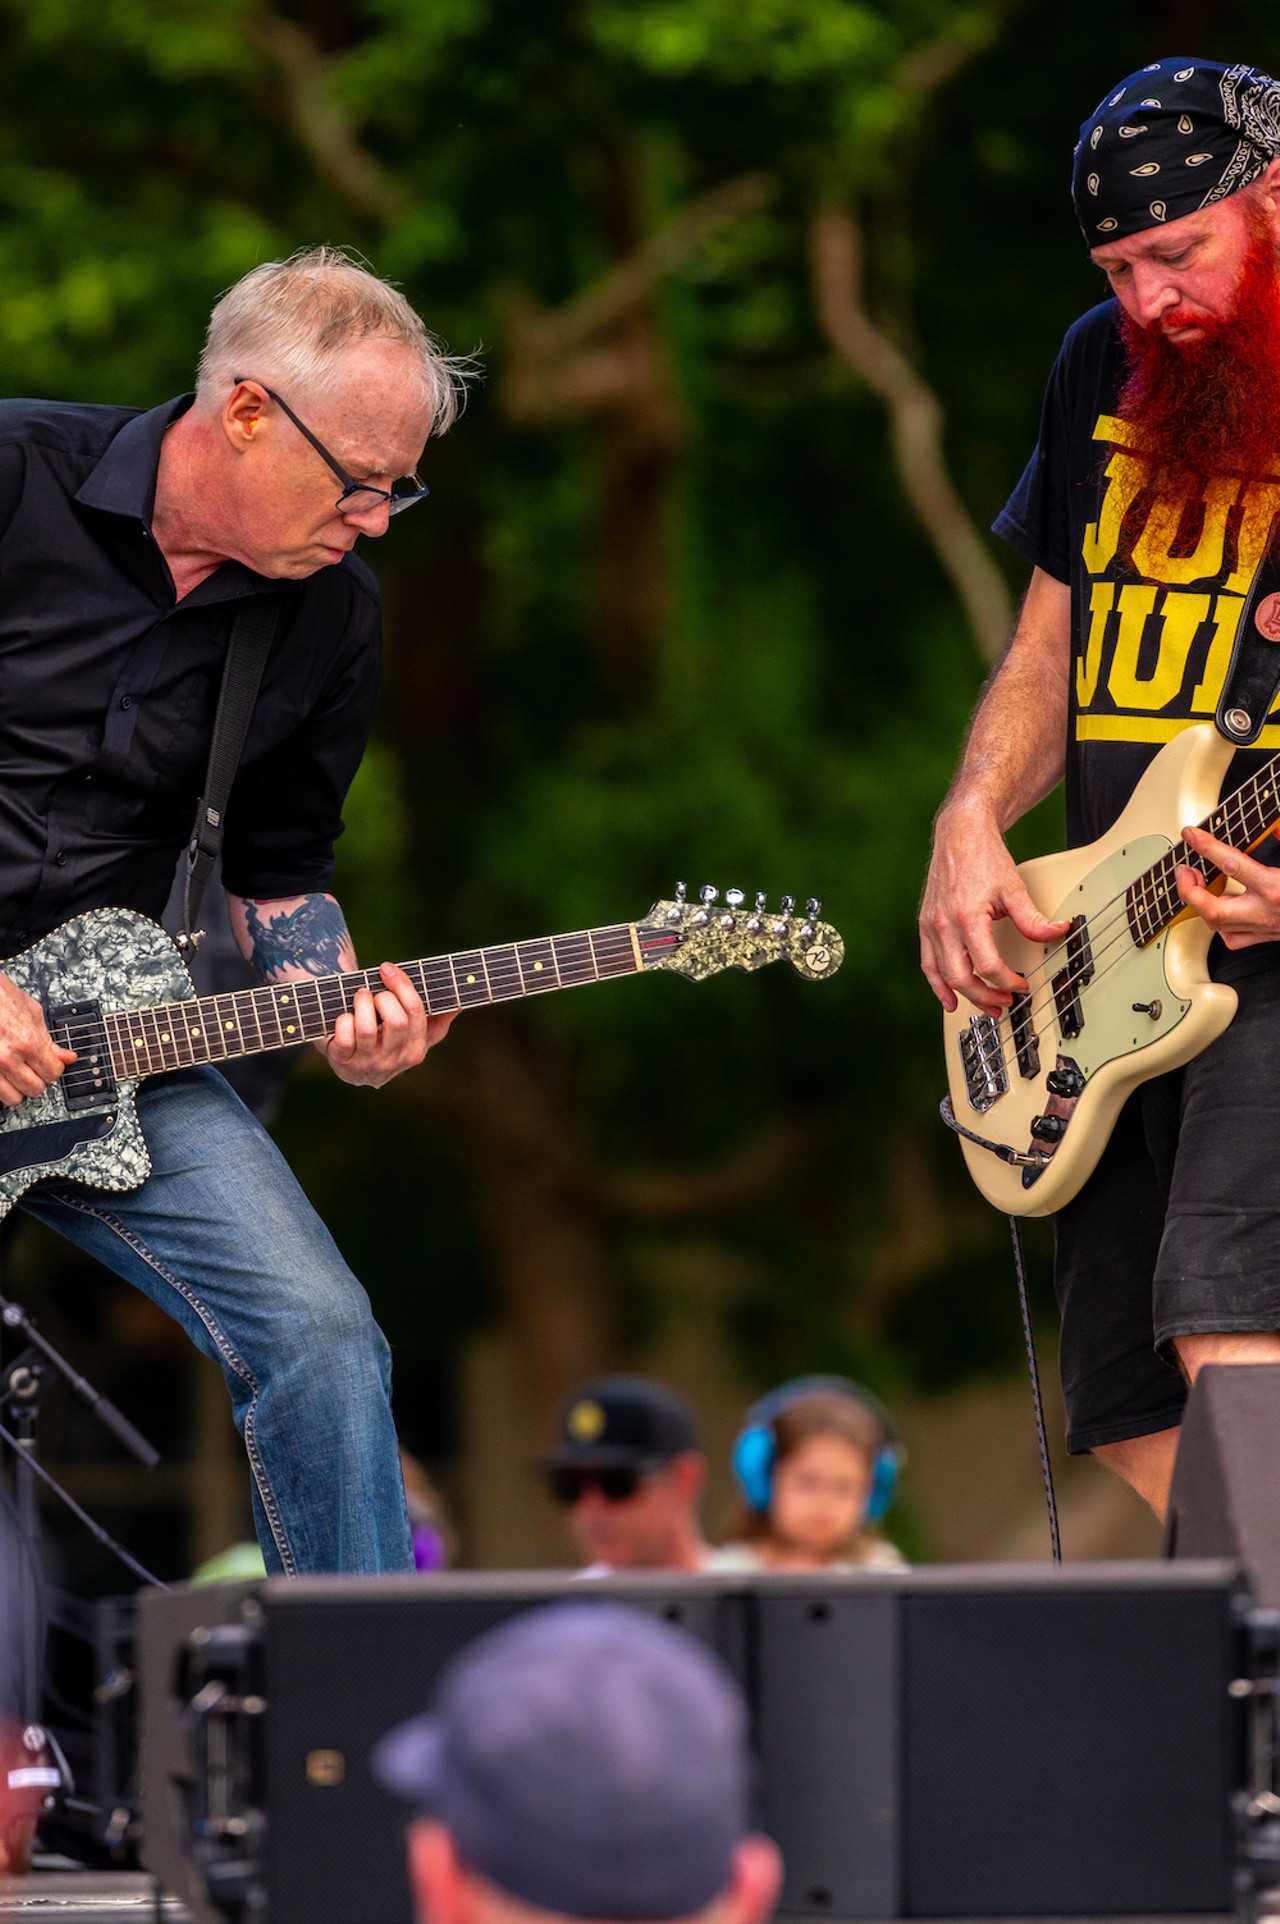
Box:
[546,1465,647,1506]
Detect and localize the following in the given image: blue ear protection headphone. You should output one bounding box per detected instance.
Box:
[731,1375,903,1524]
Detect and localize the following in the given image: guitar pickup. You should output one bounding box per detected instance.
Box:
[47,1000,116,1113]
[1051,916,1093,1041]
[959,1014,1008,1113]
[1009,991,1040,1079]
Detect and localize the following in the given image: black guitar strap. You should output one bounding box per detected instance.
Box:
[1215,540,1280,745]
[178,593,282,953]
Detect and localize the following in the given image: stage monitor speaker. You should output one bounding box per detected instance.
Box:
[139,1563,1248,1924]
[1168,1363,1280,1605]
[139,1573,739,1924]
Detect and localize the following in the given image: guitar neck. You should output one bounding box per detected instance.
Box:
[1128,749,1280,945]
[102,923,660,1081]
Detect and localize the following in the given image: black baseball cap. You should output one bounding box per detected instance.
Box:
[541,1375,699,1471]
[370,1602,750,1920]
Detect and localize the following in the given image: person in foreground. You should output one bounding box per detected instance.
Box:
[920,59,1280,1519]
[0,246,466,1572]
[716,1378,906,1571]
[541,1376,716,1572]
[372,1602,783,1924]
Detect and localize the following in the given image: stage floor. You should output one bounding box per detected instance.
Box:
[0,1877,1244,1924]
[0,1871,191,1920]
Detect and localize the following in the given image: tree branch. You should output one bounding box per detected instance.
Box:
[498,171,774,428]
[250,7,411,228]
[808,204,1011,662]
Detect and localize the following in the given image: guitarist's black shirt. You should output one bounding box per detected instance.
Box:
[995,298,1280,980]
[0,394,381,955]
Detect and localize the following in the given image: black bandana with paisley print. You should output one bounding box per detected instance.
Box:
[1072,57,1280,244]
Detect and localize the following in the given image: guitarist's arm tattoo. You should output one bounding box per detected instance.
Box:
[229,892,358,983]
[225,888,445,1088]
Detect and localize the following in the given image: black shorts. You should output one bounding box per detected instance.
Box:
[1053,965,1280,1454]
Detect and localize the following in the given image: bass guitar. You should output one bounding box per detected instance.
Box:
[943,722,1279,1216]
[0,885,841,1221]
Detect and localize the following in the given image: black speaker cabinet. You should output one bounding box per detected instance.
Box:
[139,1563,1247,1924]
[140,1573,740,1924]
[1168,1364,1280,1606]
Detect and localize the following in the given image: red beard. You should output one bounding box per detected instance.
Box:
[1117,229,1280,494]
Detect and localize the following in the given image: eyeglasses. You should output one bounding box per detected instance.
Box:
[234,378,430,517]
[546,1465,647,1506]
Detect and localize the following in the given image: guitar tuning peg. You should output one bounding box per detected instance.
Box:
[806,898,821,919]
[725,887,744,910]
[699,884,719,906]
[780,895,795,917]
[754,891,767,912]
[674,881,687,903]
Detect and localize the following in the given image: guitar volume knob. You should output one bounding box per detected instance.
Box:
[1044,1066,1084,1100]
[1030,1113,1067,1144]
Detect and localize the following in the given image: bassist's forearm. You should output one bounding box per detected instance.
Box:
[939,566,1071,835]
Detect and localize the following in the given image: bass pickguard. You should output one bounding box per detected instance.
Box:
[1044,835,1190,1076]
[0,908,193,1220]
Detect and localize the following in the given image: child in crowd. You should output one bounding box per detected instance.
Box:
[715,1377,906,1571]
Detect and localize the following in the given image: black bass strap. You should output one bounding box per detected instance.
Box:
[1216,542,1280,746]
[178,594,282,953]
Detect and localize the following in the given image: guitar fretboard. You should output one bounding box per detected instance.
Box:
[97,924,658,1082]
[1126,751,1280,944]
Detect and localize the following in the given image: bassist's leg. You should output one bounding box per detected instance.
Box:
[1092,1426,1182,1521]
[19,1065,413,1577]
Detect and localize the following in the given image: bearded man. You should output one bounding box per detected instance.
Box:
[920,59,1280,1520]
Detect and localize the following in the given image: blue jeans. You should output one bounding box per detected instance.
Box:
[20,1066,413,1575]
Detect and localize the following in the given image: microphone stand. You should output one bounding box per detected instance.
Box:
[0,1288,159,1737]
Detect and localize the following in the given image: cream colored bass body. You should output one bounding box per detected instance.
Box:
[941,723,1280,1218]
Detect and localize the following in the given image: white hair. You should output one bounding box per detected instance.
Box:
[196,245,471,436]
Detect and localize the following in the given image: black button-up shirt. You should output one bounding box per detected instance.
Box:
[0,394,381,955]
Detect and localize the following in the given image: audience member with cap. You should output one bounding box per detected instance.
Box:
[541,1376,714,1572]
[716,1378,906,1572]
[371,1601,783,1924]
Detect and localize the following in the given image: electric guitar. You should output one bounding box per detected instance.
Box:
[0,886,841,1221]
[943,722,1280,1217]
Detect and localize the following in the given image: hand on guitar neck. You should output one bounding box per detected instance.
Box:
[1174,822,1280,950]
[322,959,457,1089]
[0,971,76,1107]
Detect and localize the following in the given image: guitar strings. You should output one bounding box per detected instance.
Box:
[43,927,646,1078]
[994,754,1278,1006]
[970,774,1268,1078]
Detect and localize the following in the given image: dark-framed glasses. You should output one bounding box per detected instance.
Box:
[234,377,430,517]
[546,1465,646,1507]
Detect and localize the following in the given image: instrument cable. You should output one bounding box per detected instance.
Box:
[940,1095,1062,1559]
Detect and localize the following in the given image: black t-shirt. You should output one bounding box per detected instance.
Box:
[995,298,1280,977]
[0,394,381,955]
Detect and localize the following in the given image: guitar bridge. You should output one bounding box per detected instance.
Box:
[959,1014,1008,1113]
[48,1000,117,1113]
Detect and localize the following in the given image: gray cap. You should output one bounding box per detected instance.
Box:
[371,1602,750,1921]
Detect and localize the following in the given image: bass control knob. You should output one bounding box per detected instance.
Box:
[1045,1065,1084,1100]
[1029,1113,1068,1145]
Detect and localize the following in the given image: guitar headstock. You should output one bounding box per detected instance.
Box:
[636,885,844,984]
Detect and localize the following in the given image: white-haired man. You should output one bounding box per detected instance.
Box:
[0,247,465,1573]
